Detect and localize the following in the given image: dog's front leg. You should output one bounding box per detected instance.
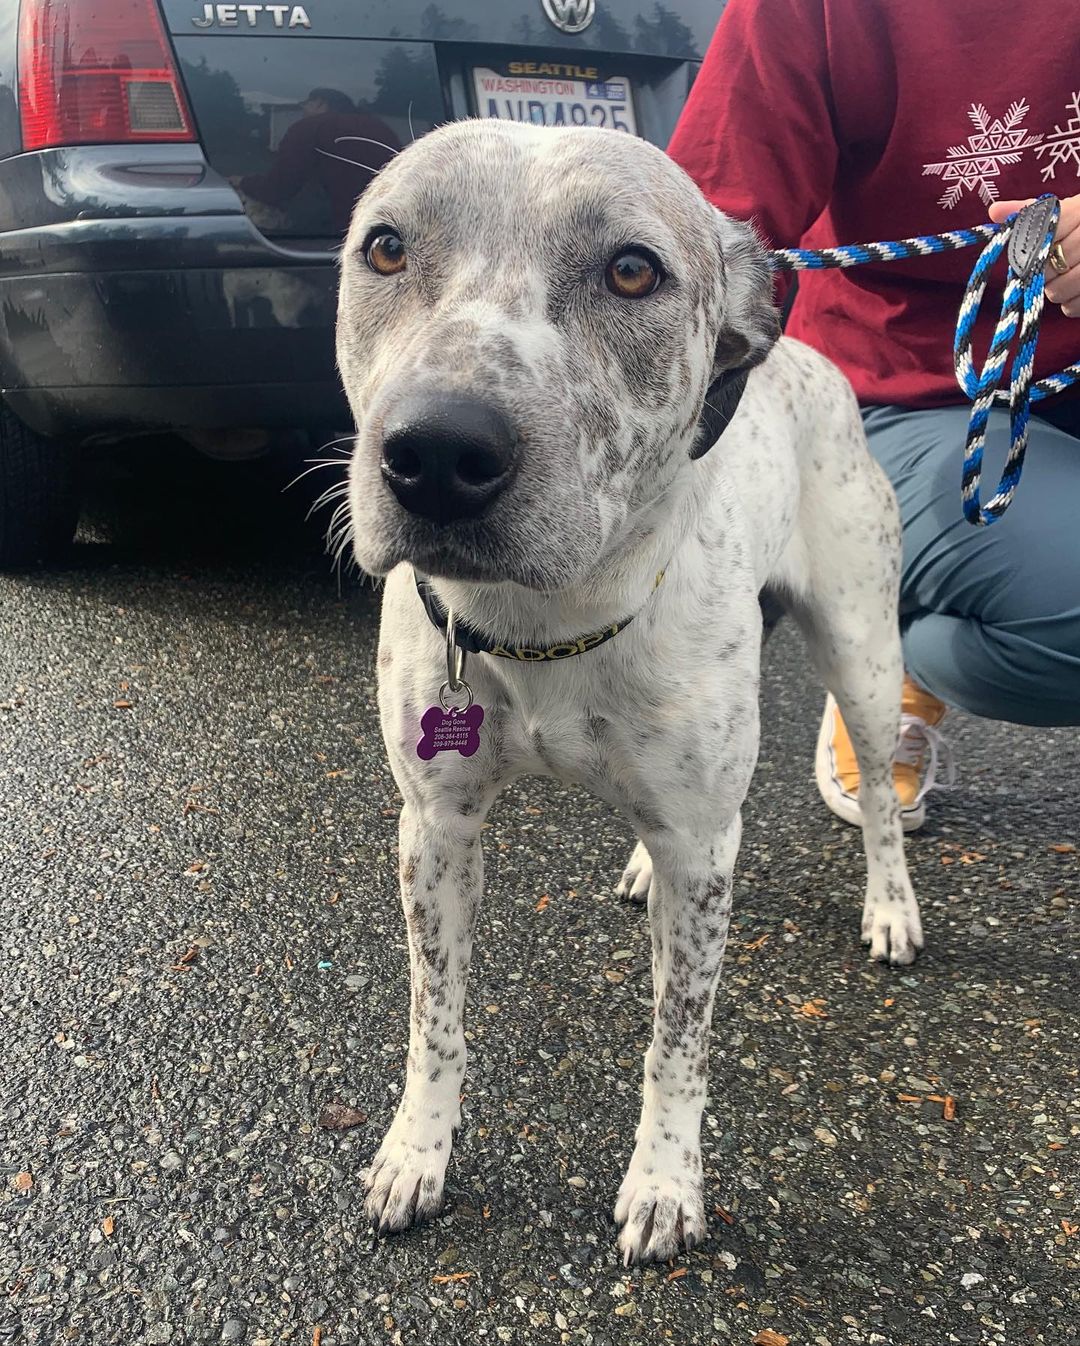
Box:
[363,803,484,1233]
[615,815,741,1265]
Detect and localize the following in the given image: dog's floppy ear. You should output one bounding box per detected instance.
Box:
[690,211,781,460]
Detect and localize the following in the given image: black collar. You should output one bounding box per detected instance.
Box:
[415,568,666,664]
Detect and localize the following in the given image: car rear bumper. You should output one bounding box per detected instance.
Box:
[0,214,347,439]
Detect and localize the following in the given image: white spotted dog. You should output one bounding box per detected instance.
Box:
[336,120,920,1265]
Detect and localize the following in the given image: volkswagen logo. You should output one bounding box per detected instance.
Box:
[541,0,596,34]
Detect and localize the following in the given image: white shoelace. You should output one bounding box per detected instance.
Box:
[895,712,957,805]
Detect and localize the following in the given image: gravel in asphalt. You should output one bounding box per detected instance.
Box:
[0,445,1077,1345]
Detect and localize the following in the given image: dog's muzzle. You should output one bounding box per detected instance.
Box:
[380,392,519,525]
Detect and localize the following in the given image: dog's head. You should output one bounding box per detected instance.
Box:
[337,120,778,587]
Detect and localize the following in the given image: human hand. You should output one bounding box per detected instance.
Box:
[990,194,1080,316]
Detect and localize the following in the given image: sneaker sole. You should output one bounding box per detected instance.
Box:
[814,698,927,834]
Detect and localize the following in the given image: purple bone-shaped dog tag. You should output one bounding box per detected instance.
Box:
[416,703,485,760]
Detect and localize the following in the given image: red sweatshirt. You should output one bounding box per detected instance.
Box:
[668,0,1080,408]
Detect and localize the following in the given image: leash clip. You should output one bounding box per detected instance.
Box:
[441,609,474,711]
[1007,194,1060,283]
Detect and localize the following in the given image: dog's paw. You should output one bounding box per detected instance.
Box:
[862,884,924,965]
[363,1124,451,1235]
[616,841,652,905]
[614,1165,706,1265]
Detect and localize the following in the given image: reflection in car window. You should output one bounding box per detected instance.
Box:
[235,88,400,235]
[175,38,445,240]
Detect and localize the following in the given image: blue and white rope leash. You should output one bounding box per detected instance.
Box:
[769,195,1079,526]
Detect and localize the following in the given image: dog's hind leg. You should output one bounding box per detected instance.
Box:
[786,458,921,963]
[363,803,487,1233]
[799,602,921,963]
[615,814,741,1264]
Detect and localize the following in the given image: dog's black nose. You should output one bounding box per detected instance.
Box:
[380,393,518,524]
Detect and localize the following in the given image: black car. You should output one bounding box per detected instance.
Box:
[0,0,718,564]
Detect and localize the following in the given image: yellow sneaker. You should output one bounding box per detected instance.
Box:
[814,678,952,832]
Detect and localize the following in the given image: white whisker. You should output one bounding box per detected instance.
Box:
[284,458,351,492]
[316,147,380,172]
[315,434,356,454]
[308,482,350,522]
[334,134,399,155]
[325,497,356,593]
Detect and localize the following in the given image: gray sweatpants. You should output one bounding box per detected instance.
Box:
[862,401,1080,727]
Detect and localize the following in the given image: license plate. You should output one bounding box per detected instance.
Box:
[472,68,637,134]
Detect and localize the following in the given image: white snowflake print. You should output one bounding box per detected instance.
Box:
[1033,92,1080,181]
[923,101,1043,209]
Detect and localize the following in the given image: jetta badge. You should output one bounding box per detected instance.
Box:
[541,0,596,34]
[193,3,311,27]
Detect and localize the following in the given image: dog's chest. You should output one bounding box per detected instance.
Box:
[504,693,627,785]
[494,655,754,827]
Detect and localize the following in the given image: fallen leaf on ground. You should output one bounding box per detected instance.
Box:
[14,1172,32,1193]
[744,934,769,951]
[113,699,133,710]
[897,1093,923,1103]
[1061,1219,1078,1237]
[312,1328,322,1346]
[535,893,550,912]
[1050,843,1076,854]
[318,1102,367,1130]
[714,1206,735,1225]
[959,851,987,864]
[667,1266,688,1281]
[795,1000,828,1018]
[184,861,207,875]
[182,799,220,816]
[102,1216,115,1237]
[432,1272,474,1284]
[752,1331,790,1346]
[943,1095,957,1120]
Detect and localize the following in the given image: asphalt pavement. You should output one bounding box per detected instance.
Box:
[1,443,1077,1346]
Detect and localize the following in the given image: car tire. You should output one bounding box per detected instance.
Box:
[0,402,80,567]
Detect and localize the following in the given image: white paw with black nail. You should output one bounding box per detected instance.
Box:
[862,878,923,965]
[615,1151,706,1264]
[363,1116,452,1234]
[616,841,653,904]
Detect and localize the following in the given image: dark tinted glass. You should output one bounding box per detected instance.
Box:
[175,37,444,238]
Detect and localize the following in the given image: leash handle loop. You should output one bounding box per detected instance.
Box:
[956,197,1058,525]
[769,195,1074,526]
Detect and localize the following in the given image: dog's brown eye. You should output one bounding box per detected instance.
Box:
[366,231,406,276]
[606,249,661,298]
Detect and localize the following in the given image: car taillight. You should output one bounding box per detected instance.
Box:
[18,0,195,151]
